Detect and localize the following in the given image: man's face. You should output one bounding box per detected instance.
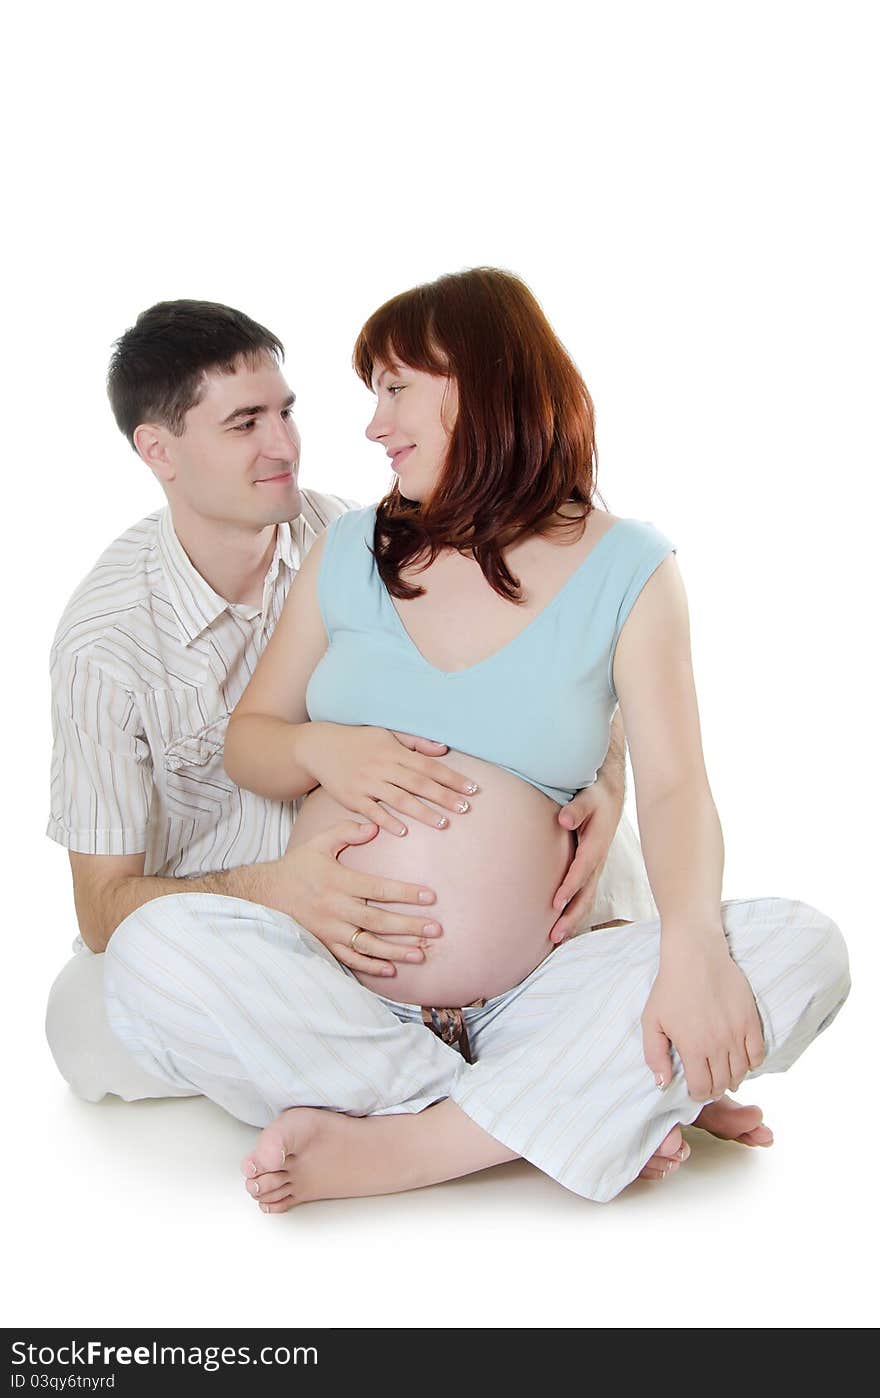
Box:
[158,355,302,529]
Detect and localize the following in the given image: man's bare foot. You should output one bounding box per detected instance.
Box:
[694,1093,774,1147]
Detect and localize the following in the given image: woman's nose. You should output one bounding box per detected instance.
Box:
[365,403,388,441]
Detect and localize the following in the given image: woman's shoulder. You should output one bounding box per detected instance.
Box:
[595,509,675,556]
[585,507,621,545]
[323,500,378,534]
[531,506,672,571]
[318,501,379,552]
[312,503,382,594]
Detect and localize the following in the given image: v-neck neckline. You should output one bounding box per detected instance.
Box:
[378,520,625,678]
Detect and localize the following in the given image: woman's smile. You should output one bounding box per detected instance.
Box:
[387,445,415,469]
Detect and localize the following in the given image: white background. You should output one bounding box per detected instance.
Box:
[3,0,877,1330]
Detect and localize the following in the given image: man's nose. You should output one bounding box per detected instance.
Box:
[266,414,298,458]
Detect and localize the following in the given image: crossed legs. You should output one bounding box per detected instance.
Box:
[104,893,850,1209]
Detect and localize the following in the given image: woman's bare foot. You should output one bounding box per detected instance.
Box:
[694,1093,774,1147]
[241,1109,356,1213]
[239,1094,770,1211]
[637,1125,690,1181]
[241,1109,694,1209]
[635,1094,772,1184]
[241,1101,518,1214]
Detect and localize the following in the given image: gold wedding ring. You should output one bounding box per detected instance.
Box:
[350,929,366,953]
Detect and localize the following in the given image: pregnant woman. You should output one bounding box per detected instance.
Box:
[107,269,850,1209]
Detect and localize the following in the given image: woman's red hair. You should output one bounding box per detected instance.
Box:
[353,267,599,602]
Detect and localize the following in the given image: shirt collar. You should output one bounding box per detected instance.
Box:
[269,519,300,579]
[157,509,299,647]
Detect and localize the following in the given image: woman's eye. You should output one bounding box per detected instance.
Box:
[387,385,404,396]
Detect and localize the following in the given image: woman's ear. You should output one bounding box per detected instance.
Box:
[440,377,459,435]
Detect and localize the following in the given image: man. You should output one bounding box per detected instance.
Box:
[46,299,654,1105]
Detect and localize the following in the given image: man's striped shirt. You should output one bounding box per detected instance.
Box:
[47,488,353,877]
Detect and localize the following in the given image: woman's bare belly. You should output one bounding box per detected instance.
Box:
[287,750,575,1007]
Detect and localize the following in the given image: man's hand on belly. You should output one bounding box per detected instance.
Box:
[259,820,443,978]
[550,775,625,943]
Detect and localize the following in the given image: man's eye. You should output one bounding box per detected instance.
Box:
[234,420,257,432]
[281,407,294,420]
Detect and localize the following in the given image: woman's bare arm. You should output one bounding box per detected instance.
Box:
[612,555,764,1101]
[612,555,724,939]
[224,532,330,798]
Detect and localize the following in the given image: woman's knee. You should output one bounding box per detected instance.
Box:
[801,903,851,1028]
[103,892,321,1020]
[103,893,229,1003]
[812,905,849,991]
[729,896,847,979]
[108,892,197,955]
[765,897,850,1001]
[734,897,851,1068]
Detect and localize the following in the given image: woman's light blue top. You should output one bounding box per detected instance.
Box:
[306,506,675,806]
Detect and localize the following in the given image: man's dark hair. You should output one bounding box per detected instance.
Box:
[107,299,285,448]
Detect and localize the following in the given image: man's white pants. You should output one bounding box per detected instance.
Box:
[100,892,849,1203]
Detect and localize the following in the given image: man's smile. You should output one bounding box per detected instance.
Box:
[254,468,296,484]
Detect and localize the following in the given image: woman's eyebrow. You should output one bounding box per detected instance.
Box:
[373,364,403,390]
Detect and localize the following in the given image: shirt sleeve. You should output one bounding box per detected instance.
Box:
[608,523,677,702]
[47,648,153,856]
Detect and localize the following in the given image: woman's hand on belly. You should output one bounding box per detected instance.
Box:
[288,751,575,1007]
[295,723,481,836]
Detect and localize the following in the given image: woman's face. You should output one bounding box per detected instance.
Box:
[366,359,458,503]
